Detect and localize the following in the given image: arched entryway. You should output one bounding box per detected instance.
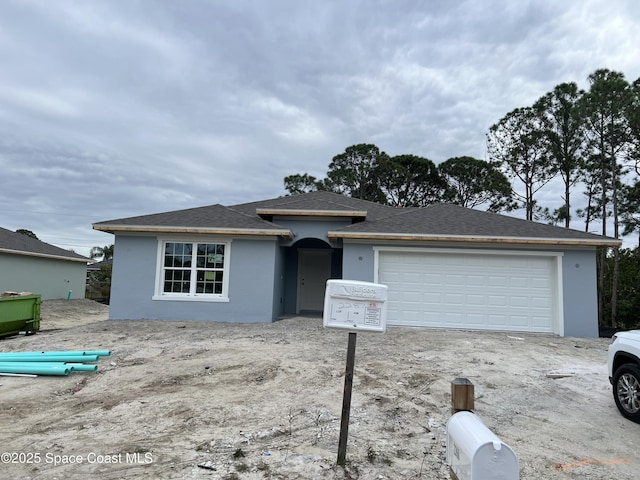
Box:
[283,238,342,315]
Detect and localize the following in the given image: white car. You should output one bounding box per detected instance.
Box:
[608,330,640,423]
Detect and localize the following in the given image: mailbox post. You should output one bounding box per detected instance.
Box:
[323,280,387,466]
[337,331,357,466]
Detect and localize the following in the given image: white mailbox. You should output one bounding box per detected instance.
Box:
[446,411,519,480]
[323,280,387,332]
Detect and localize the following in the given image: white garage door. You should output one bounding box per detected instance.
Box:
[377,249,560,333]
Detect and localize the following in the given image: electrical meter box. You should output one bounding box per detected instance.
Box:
[446,411,519,480]
[323,280,387,333]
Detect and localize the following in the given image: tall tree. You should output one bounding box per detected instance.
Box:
[575,158,605,234]
[534,82,586,228]
[582,69,633,327]
[487,106,557,220]
[326,144,387,202]
[283,173,324,195]
[582,69,632,238]
[619,180,640,248]
[602,248,640,330]
[438,156,514,211]
[628,77,640,174]
[374,154,448,207]
[537,204,571,226]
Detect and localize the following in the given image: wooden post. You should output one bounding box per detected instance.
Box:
[337,332,357,466]
[451,377,474,414]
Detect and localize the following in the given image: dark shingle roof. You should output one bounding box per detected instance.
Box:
[0,227,90,262]
[93,192,619,246]
[229,191,398,220]
[330,203,618,245]
[93,204,290,235]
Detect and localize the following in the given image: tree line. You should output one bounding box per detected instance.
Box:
[284,68,640,331]
[285,147,514,212]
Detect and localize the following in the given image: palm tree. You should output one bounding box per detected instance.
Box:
[90,244,114,261]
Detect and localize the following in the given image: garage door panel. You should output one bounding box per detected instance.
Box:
[446,274,465,286]
[396,288,424,299]
[467,313,486,325]
[531,277,551,289]
[467,294,486,306]
[531,296,551,308]
[532,315,551,327]
[380,251,557,333]
[510,296,529,308]
[510,277,529,288]
[487,314,509,327]
[445,312,465,323]
[467,275,485,286]
[488,295,508,306]
[488,276,508,287]
[445,293,465,305]
[418,273,439,284]
[422,292,441,303]
[510,315,529,327]
[423,312,443,324]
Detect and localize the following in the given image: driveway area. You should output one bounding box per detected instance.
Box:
[0,299,638,479]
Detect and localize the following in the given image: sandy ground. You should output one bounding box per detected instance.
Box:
[0,299,638,480]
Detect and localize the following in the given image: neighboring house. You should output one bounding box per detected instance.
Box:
[93,191,620,337]
[86,258,113,300]
[0,227,90,300]
[86,258,113,271]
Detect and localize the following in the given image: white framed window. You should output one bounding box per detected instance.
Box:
[153,239,231,301]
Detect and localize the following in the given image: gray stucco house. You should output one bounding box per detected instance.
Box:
[0,227,90,300]
[93,191,620,337]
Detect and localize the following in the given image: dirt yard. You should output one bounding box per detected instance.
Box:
[0,299,638,479]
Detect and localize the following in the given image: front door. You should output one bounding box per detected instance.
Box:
[297,249,332,313]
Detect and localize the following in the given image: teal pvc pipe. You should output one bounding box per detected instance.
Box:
[84,350,111,357]
[0,362,74,371]
[64,363,98,372]
[0,350,111,357]
[0,362,98,372]
[0,354,99,363]
[83,350,111,357]
[0,363,70,376]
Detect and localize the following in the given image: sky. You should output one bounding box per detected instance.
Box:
[1,0,639,257]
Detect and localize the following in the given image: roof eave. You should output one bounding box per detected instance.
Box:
[93,224,293,238]
[0,248,90,263]
[256,208,367,218]
[327,231,622,247]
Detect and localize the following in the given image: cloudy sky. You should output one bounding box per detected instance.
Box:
[1,0,639,257]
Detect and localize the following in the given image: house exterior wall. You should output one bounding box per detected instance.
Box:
[109,235,280,322]
[0,253,87,300]
[282,248,298,314]
[272,247,286,319]
[106,230,600,336]
[342,243,376,281]
[341,241,600,338]
[561,249,598,338]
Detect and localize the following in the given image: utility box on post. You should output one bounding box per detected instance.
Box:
[323,280,387,332]
[446,411,519,480]
[323,279,387,466]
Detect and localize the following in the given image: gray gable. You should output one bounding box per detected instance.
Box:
[0,227,89,262]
